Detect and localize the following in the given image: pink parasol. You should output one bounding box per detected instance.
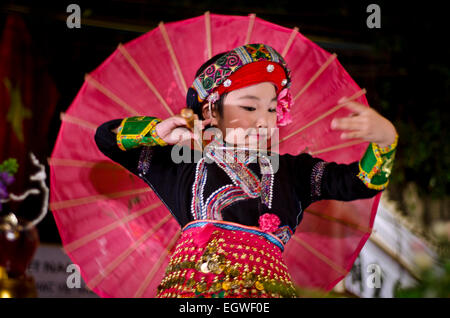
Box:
[49,12,380,297]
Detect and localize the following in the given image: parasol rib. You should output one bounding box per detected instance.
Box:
[87,213,173,290]
[291,235,348,275]
[48,158,124,170]
[279,88,366,144]
[85,74,140,116]
[204,11,212,60]
[159,21,188,94]
[50,188,151,210]
[134,230,181,297]
[310,140,366,156]
[244,14,256,44]
[305,209,372,234]
[118,44,174,116]
[60,112,97,131]
[281,27,299,58]
[65,201,163,253]
[293,53,337,101]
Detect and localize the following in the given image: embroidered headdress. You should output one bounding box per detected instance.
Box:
[186,43,293,126]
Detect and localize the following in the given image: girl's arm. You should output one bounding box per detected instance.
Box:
[95,115,210,169]
[95,118,143,175]
[330,98,398,191]
[94,115,209,227]
[290,100,397,206]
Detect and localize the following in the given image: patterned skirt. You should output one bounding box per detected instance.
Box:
[156,220,297,298]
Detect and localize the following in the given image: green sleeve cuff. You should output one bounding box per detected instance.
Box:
[116,116,167,151]
[357,135,398,190]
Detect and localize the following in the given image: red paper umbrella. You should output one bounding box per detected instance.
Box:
[50,12,380,297]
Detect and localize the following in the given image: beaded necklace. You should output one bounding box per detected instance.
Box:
[190,138,274,221]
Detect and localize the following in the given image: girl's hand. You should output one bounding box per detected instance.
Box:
[330,99,397,148]
[155,115,211,145]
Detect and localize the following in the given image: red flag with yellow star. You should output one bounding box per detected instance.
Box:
[0,14,58,194]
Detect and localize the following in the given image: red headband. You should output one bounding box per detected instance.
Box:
[207,60,292,126]
[213,60,288,99]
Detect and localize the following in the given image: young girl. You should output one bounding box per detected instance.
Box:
[95,43,397,298]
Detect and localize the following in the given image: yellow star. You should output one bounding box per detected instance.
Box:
[3,78,32,143]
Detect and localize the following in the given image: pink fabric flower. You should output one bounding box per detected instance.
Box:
[258,213,281,233]
[276,88,293,126]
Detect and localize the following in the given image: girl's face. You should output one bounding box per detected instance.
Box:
[209,82,278,147]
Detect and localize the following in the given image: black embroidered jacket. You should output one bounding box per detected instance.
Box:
[95,119,384,244]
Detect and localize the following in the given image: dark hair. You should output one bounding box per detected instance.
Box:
[186,52,228,120]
